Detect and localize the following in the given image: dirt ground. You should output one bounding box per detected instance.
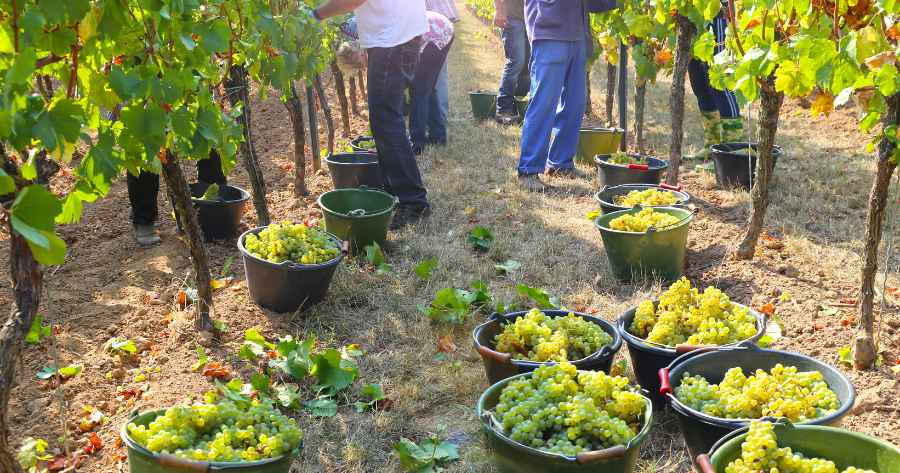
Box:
[2,7,899,473]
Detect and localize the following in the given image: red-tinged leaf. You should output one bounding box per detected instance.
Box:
[840,314,855,327]
[266,350,279,359]
[117,387,143,400]
[113,452,128,463]
[83,433,102,454]
[48,454,67,471]
[376,398,394,411]
[758,302,776,317]
[177,290,188,308]
[437,336,457,353]
[201,361,231,379]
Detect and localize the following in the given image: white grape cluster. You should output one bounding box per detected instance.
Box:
[127,393,303,462]
[613,189,679,207]
[630,277,758,346]
[608,208,680,232]
[244,222,339,265]
[493,309,613,362]
[494,363,646,456]
[726,421,876,473]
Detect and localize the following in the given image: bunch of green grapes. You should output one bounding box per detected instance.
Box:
[676,364,840,421]
[613,189,679,207]
[629,277,758,346]
[608,208,680,232]
[244,222,339,265]
[493,309,613,362]
[493,363,647,456]
[127,393,303,462]
[606,152,645,165]
[726,421,876,473]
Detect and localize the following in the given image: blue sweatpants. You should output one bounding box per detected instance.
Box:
[517,38,587,176]
[687,11,740,119]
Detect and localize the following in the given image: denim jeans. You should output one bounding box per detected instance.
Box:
[517,38,587,175]
[687,11,740,119]
[409,41,453,150]
[434,61,450,127]
[367,38,429,210]
[497,18,531,115]
[127,150,226,225]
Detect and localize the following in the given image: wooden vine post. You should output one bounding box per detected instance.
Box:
[285,82,309,196]
[606,63,617,125]
[331,62,353,137]
[314,74,337,157]
[225,65,271,226]
[307,84,322,171]
[666,14,696,185]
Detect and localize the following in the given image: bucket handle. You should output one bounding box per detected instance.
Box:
[646,207,697,234]
[695,454,716,473]
[575,445,627,464]
[627,163,650,170]
[658,367,673,396]
[659,183,682,192]
[157,454,211,472]
[476,344,512,365]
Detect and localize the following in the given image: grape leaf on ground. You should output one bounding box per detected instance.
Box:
[467,226,494,251]
[414,257,438,280]
[394,437,460,473]
[25,315,51,344]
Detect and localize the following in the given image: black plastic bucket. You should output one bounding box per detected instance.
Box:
[660,344,856,466]
[595,156,668,187]
[349,135,377,153]
[616,303,766,407]
[237,226,344,313]
[472,310,623,385]
[477,371,654,473]
[594,184,691,215]
[710,142,784,190]
[189,183,250,241]
[325,152,383,189]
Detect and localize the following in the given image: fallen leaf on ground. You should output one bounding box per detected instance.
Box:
[840,314,855,327]
[202,362,231,380]
[83,433,102,455]
[437,336,457,353]
[117,387,143,400]
[839,298,857,305]
[376,398,394,411]
[758,302,776,317]
[47,454,67,471]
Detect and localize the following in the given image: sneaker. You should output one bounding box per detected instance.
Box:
[546,167,587,179]
[390,205,432,230]
[517,174,550,192]
[134,224,161,246]
[495,111,521,126]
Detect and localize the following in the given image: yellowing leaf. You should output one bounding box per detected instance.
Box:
[810,92,834,118]
[586,209,602,221]
[865,51,897,70]
[210,277,232,290]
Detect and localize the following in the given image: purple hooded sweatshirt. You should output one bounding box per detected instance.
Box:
[525,0,617,45]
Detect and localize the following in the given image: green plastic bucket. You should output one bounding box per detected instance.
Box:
[697,422,900,473]
[594,206,694,282]
[121,410,299,473]
[477,371,654,473]
[470,91,497,121]
[576,127,624,165]
[318,187,397,254]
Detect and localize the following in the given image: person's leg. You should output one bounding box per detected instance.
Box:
[127,171,160,225]
[514,25,532,98]
[426,42,453,146]
[367,40,429,212]
[518,40,569,177]
[547,38,586,172]
[434,60,450,126]
[708,12,744,141]
[197,149,228,185]
[497,19,528,116]
[688,53,723,153]
[409,43,448,154]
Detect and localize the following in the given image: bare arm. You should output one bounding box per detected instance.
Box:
[315,0,367,20]
[493,0,507,28]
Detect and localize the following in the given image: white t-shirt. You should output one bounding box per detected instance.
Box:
[356,0,427,49]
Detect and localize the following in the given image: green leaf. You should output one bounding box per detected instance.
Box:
[58,365,81,377]
[414,257,438,280]
[304,397,338,417]
[191,347,208,372]
[467,226,494,251]
[273,383,302,409]
[36,365,58,380]
[818,304,840,317]
[196,19,230,53]
[250,372,270,394]
[6,47,36,86]
[365,242,392,273]
[109,67,144,101]
[312,348,358,395]
[494,259,521,275]
[11,185,66,265]
[394,437,459,472]
[420,287,477,324]
[36,364,80,379]
[0,169,14,195]
[104,337,137,355]
[25,315,51,344]
[838,345,853,366]
[239,328,274,360]
[516,284,561,309]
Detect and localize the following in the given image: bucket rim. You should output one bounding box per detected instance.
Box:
[616,301,767,355]
[120,409,300,469]
[469,90,498,96]
[324,151,379,166]
[471,309,623,368]
[663,345,856,427]
[189,183,251,206]
[705,421,900,466]
[594,206,694,235]
[476,370,654,464]
[595,155,669,171]
[316,187,398,220]
[237,225,345,271]
[710,141,785,158]
[594,185,691,212]
[579,126,625,134]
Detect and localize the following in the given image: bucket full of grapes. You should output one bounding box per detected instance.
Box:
[576,127,624,165]
[595,153,668,187]
[696,421,900,473]
[594,206,694,282]
[595,183,691,215]
[349,135,377,153]
[238,223,345,313]
[616,278,767,407]
[121,395,303,473]
[477,363,653,473]
[318,187,397,254]
[472,309,622,385]
[659,344,856,465]
[325,152,383,189]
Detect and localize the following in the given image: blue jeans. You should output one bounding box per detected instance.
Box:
[518,38,587,175]
[688,12,740,119]
[367,38,429,210]
[409,41,453,150]
[497,18,530,114]
[434,61,449,127]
